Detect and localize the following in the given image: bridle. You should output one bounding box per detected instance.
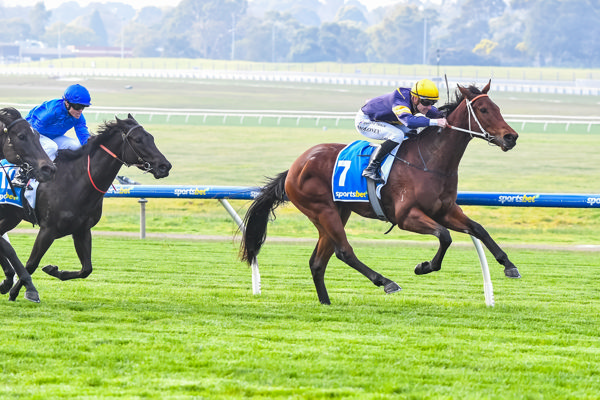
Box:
[393,93,495,177]
[1,117,28,155]
[88,123,153,194]
[0,117,33,194]
[447,94,495,144]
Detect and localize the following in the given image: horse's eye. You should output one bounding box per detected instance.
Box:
[17,133,26,140]
[479,107,488,113]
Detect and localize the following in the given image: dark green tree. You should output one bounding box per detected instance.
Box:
[367,4,427,63]
[88,9,109,46]
[319,22,368,62]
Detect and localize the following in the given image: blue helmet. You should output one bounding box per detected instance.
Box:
[63,84,91,106]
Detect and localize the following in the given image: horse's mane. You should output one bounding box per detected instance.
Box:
[0,107,22,125]
[437,84,483,117]
[55,119,127,162]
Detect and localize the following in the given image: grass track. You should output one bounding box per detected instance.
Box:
[1,234,599,399]
[0,73,598,398]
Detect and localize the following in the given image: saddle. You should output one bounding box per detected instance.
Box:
[0,160,38,225]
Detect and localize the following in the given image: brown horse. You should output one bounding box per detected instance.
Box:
[241,81,520,304]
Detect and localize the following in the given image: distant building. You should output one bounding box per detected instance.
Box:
[9,43,132,62]
[0,44,20,62]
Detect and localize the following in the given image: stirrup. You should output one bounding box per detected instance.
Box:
[362,168,384,183]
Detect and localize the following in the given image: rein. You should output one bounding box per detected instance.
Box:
[87,123,152,194]
[447,94,495,143]
[393,134,457,178]
[392,93,493,177]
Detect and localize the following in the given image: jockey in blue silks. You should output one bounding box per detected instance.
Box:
[12,84,92,187]
[355,78,448,183]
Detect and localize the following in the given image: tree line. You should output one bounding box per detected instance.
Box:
[1,0,598,68]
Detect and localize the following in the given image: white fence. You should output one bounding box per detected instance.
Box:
[3,103,600,133]
[1,66,600,96]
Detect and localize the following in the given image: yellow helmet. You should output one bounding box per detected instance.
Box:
[410,79,439,101]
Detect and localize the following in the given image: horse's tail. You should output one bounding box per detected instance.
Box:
[240,170,289,265]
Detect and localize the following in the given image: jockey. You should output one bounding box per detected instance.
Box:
[12,84,92,187]
[355,78,447,183]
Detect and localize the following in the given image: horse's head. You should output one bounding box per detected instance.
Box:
[0,108,56,182]
[453,81,518,152]
[114,114,172,179]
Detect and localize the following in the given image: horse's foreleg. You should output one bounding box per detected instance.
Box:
[442,204,520,278]
[42,230,93,280]
[398,208,452,275]
[0,238,40,303]
[0,254,15,295]
[9,228,57,301]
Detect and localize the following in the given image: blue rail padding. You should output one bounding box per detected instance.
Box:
[104,186,600,208]
[457,192,600,208]
[105,185,261,200]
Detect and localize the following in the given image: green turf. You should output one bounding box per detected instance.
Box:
[0,70,598,399]
[1,234,598,399]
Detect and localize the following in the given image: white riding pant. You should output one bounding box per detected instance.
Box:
[39,134,81,161]
[354,109,411,143]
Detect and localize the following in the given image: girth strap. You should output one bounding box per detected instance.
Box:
[365,151,388,221]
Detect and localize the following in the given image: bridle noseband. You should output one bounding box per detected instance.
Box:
[447,94,495,144]
[100,124,152,170]
[88,123,154,194]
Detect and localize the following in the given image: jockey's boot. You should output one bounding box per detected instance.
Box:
[11,167,31,188]
[362,139,398,184]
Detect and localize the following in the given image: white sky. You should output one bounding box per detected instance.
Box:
[12,0,402,11]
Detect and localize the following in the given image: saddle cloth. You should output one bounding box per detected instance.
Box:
[332,140,398,202]
[0,160,38,209]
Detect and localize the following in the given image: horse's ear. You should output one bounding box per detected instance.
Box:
[482,79,491,94]
[128,113,136,121]
[457,84,471,99]
[115,115,122,123]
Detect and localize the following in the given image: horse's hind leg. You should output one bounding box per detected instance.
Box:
[313,207,401,298]
[309,234,335,305]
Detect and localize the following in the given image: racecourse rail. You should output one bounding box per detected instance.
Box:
[105,185,600,305]
[5,103,600,133]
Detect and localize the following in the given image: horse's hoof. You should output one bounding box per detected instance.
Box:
[414,261,431,275]
[0,281,11,295]
[384,281,401,294]
[25,291,40,303]
[505,267,521,278]
[42,265,58,277]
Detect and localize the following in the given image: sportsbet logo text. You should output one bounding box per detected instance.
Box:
[498,194,539,204]
[588,197,600,206]
[174,187,208,196]
[335,190,368,199]
[0,193,19,202]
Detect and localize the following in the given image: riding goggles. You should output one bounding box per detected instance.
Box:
[419,98,437,107]
[69,103,88,111]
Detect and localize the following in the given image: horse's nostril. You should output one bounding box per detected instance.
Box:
[42,165,57,175]
[159,163,171,173]
[504,134,517,146]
